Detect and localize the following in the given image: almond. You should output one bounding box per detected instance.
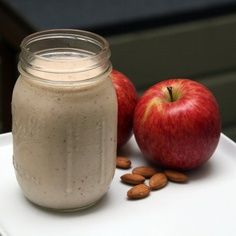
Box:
[127,184,150,199]
[121,173,145,185]
[132,166,157,178]
[116,156,131,169]
[149,173,168,190]
[164,170,188,183]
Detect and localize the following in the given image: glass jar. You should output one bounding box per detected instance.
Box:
[12,29,117,211]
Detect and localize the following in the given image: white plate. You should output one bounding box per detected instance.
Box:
[0,133,236,236]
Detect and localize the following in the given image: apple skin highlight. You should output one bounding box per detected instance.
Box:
[133,78,221,170]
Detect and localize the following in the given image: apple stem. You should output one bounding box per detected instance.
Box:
[167,86,174,102]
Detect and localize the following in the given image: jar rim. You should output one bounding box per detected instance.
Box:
[19,29,111,84]
[20,29,110,63]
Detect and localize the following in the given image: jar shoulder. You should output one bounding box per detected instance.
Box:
[12,75,117,114]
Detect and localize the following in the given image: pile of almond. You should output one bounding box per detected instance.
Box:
[116,156,188,200]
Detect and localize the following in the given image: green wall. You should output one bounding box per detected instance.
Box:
[108,13,236,141]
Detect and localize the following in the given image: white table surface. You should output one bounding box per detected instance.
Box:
[0,133,236,236]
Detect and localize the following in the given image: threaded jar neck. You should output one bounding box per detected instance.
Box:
[19,29,111,84]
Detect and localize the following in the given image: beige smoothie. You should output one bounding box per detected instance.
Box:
[12,39,117,211]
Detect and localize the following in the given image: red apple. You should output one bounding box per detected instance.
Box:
[133,78,221,170]
[111,69,138,149]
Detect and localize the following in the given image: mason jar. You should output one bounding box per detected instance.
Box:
[12,29,117,211]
